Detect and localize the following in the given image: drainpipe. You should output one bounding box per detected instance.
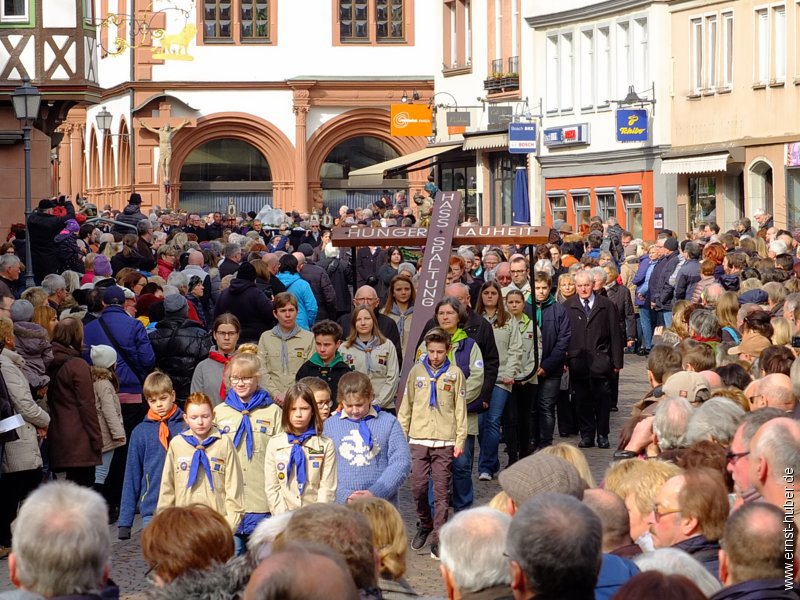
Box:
[128,0,136,197]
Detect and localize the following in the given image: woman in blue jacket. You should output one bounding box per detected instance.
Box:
[276,254,318,329]
[632,244,660,355]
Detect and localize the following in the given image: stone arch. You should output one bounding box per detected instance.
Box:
[87,127,100,193]
[171,112,295,209]
[748,157,774,217]
[117,119,131,189]
[102,133,115,191]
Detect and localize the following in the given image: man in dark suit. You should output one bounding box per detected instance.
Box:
[564,270,623,449]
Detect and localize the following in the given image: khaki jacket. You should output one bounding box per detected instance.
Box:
[92,369,126,453]
[385,310,413,352]
[488,319,524,392]
[341,339,399,409]
[264,433,337,514]
[257,328,315,399]
[158,429,244,531]
[214,401,283,513]
[398,361,467,449]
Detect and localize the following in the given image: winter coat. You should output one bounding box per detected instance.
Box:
[213,278,275,344]
[258,327,315,399]
[341,338,400,408]
[649,250,680,311]
[148,317,213,401]
[356,247,388,289]
[219,259,240,279]
[295,352,353,401]
[564,294,623,379]
[595,553,640,600]
[84,306,156,395]
[339,312,403,366]
[537,298,572,378]
[486,318,523,392]
[112,203,147,233]
[141,555,254,600]
[674,258,701,301]
[46,342,102,470]
[135,237,156,272]
[276,271,318,329]
[606,283,636,340]
[691,275,717,304]
[376,264,399,302]
[12,321,53,389]
[54,231,85,273]
[300,263,337,322]
[632,255,655,307]
[28,201,75,281]
[156,258,174,280]
[0,348,49,473]
[709,579,799,600]
[255,276,286,301]
[92,367,126,452]
[673,534,721,580]
[318,255,352,314]
[620,255,640,312]
[110,249,145,275]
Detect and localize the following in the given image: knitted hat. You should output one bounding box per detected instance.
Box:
[188,275,203,290]
[94,255,112,276]
[236,261,257,281]
[663,237,679,252]
[298,243,314,258]
[90,344,117,369]
[163,293,187,315]
[102,286,126,305]
[10,299,33,323]
[64,219,80,233]
[498,454,586,506]
[135,293,161,317]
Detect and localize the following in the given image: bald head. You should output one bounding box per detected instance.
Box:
[187,250,204,266]
[749,417,800,505]
[353,285,379,309]
[582,489,632,553]
[758,373,796,411]
[292,252,306,267]
[699,370,722,390]
[445,283,470,308]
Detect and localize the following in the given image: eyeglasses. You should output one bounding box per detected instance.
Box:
[725,450,750,464]
[651,504,681,522]
[230,376,255,384]
[215,330,238,337]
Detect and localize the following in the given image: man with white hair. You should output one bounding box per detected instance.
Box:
[755,373,797,412]
[2,481,114,599]
[747,417,800,508]
[41,273,67,313]
[767,239,788,259]
[752,208,773,239]
[652,396,693,451]
[0,254,22,299]
[439,507,512,599]
[219,242,242,278]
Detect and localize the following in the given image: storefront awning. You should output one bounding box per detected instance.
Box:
[463,132,509,151]
[347,144,461,187]
[660,153,730,175]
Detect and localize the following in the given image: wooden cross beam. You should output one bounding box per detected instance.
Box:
[331,192,552,407]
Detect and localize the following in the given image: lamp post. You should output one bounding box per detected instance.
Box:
[95,106,113,132]
[12,77,42,290]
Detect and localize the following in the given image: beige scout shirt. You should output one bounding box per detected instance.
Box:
[264,433,337,514]
[257,327,315,398]
[214,402,283,513]
[158,429,244,531]
[340,338,399,409]
[398,361,467,450]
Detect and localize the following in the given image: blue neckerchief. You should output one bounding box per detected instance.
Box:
[390,304,413,338]
[352,335,380,372]
[287,428,316,495]
[224,388,272,461]
[181,433,219,491]
[344,413,376,450]
[422,356,451,408]
[271,324,301,372]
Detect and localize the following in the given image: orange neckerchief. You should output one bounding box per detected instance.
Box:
[147,404,178,450]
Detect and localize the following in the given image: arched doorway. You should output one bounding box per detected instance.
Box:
[320,136,403,212]
[88,129,100,194]
[749,160,774,216]
[179,138,272,215]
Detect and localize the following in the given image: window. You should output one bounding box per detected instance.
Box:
[335,0,413,45]
[622,189,643,238]
[494,0,501,62]
[560,33,574,111]
[548,193,568,223]
[633,18,648,92]
[572,193,591,228]
[788,168,800,232]
[688,176,717,230]
[580,29,594,109]
[596,190,616,220]
[444,0,471,70]
[722,11,733,88]
[1,0,28,22]
[203,0,275,43]
[546,34,559,112]
[706,15,717,89]
[773,6,786,82]
[616,21,631,97]
[597,26,610,106]
[756,8,769,84]
[691,17,704,93]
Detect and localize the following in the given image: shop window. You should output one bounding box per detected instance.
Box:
[622,188,643,238]
[335,0,413,45]
[548,192,567,223]
[572,193,591,228]
[596,189,616,220]
[442,164,477,222]
[490,154,523,225]
[688,176,717,230]
[787,168,800,232]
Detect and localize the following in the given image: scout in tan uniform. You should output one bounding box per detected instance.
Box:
[257,293,314,404]
[214,347,282,543]
[158,393,244,532]
[382,275,415,356]
[264,382,337,514]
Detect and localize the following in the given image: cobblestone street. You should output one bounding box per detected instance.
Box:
[0,355,650,598]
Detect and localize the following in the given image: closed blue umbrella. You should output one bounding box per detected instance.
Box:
[512,166,530,225]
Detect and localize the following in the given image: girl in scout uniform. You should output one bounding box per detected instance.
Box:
[381,275,415,356]
[158,393,244,532]
[257,293,315,405]
[213,346,282,550]
[474,281,524,480]
[264,382,337,514]
[341,306,399,411]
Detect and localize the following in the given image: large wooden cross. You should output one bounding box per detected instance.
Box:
[331,191,551,406]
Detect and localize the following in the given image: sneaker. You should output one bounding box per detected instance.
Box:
[430,542,440,560]
[411,526,432,550]
[478,472,492,481]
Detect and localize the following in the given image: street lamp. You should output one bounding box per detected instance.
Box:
[95,106,113,132]
[12,77,41,290]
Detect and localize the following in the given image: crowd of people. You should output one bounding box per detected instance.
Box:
[0,192,797,599]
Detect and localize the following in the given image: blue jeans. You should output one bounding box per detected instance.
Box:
[451,435,475,511]
[477,387,510,475]
[95,449,115,485]
[639,306,655,350]
[660,310,673,328]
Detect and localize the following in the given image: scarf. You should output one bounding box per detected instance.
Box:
[344,412,376,451]
[180,433,219,491]
[224,388,273,460]
[390,304,413,338]
[287,428,316,496]
[534,294,555,327]
[208,350,231,401]
[272,325,302,372]
[352,335,381,372]
[422,355,451,408]
[147,405,178,451]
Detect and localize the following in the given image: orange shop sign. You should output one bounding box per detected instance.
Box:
[391,104,433,137]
